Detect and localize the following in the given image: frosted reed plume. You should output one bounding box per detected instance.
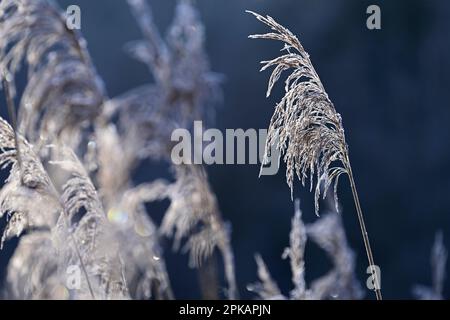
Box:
[0,116,128,299]
[282,199,308,299]
[0,0,176,299]
[248,11,382,299]
[0,117,58,250]
[249,199,362,300]
[306,200,363,299]
[123,0,236,299]
[413,232,447,300]
[122,0,221,162]
[160,164,238,299]
[50,147,129,299]
[0,0,105,148]
[251,254,283,300]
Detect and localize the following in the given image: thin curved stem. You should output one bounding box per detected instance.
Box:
[346,159,382,300]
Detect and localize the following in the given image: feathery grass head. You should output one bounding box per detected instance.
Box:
[307,209,364,299]
[0,0,104,146]
[161,164,222,266]
[159,164,237,299]
[0,117,59,248]
[50,146,129,299]
[282,199,307,299]
[413,232,447,300]
[248,254,283,300]
[127,0,221,130]
[248,11,349,215]
[249,199,362,300]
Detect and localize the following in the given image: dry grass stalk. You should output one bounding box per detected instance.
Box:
[248,11,381,299]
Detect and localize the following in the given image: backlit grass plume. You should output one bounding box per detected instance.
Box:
[249,200,363,300]
[413,232,447,300]
[0,0,105,148]
[0,116,128,299]
[160,164,238,300]
[248,11,382,300]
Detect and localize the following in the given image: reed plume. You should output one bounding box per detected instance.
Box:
[0,115,128,299]
[248,11,382,299]
[160,164,238,299]
[249,199,362,300]
[413,232,447,300]
[0,0,105,148]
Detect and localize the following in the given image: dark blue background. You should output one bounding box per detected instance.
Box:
[1,0,450,299]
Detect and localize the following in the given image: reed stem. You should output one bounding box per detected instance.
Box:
[346,159,382,300]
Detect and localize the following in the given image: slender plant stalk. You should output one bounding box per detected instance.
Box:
[345,158,382,300]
